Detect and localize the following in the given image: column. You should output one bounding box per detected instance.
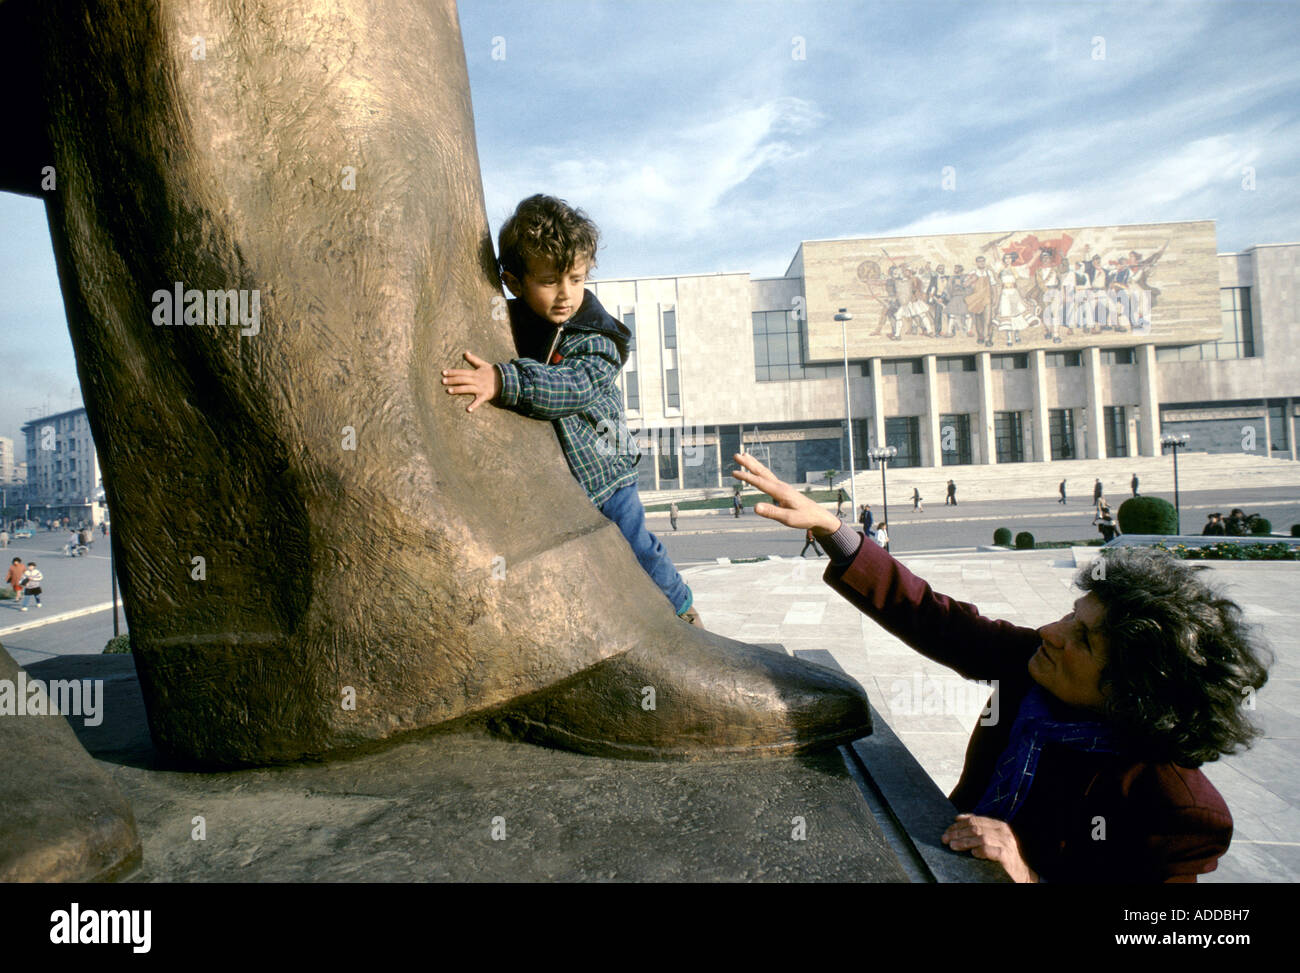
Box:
[1262,400,1272,459]
[1029,348,1050,463]
[922,354,941,467]
[1082,346,1106,459]
[869,358,886,459]
[976,351,995,465]
[1136,344,1160,456]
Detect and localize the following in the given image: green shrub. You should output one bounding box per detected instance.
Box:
[1015,531,1035,550]
[1250,517,1272,535]
[1117,496,1178,535]
[993,527,1012,546]
[103,635,132,654]
[1292,524,1300,538]
[0,588,12,601]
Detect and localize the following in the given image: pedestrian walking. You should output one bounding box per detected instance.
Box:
[1093,505,1119,544]
[858,503,875,538]
[17,561,42,610]
[1131,474,1140,497]
[101,522,108,536]
[1058,479,1067,504]
[669,502,679,531]
[800,528,824,558]
[0,529,8,549]
[912,487,923,512]
[875,522,889,551]
[1093,478,1103,505]
[6,556,25,605]
[836,488,847,518]
[945,479,957,505]
[732,492,743,518]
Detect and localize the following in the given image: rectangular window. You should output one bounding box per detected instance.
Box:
[752,310,839,382]
[1104,406,1128,458]
[625,373,640,412]
[884,416,920,469]
[622,311,636,353]
[1045,351,1082,368]
[938,413,972,465]
[990,353,1028,370]
[657,428,679,485]
[881,358,923,376]
[69,457,76,471]
[665,369,680,410]
[936,355,976,373]
[1215,287,1255,359]
[662,308,676,350]
[1049,409,1076,460]
[1269,402,1289,452]
[994,412,1025,463]
[1100,348,1134,365]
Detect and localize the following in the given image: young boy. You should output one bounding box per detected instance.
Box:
[17,561,42,610]
[441,194,699,625]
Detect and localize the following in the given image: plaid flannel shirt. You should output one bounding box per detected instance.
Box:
[496,325,640,507]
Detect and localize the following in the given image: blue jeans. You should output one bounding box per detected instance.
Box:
[598,484,692,614]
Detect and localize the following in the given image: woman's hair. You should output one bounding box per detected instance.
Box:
[1076,547,1272,765]
[498,194,599,282]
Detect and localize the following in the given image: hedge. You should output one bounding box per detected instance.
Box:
[1118,496,1178,535]
[1015,531,1036,550]
[993,527,1012,546]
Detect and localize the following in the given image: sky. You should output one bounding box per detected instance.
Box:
[2,0,1298,445]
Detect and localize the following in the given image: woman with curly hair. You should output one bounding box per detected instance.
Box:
[731,452,1271,883]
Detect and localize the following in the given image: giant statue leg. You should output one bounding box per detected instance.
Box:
[2,0,869,766]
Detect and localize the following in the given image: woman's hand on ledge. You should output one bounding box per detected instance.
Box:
[732,453,842,536]
[942,813,1040,883]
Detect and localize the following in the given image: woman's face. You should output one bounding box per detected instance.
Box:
[1031,593,1109,710]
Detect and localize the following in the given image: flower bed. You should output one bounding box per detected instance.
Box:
[1153,541,1300,561]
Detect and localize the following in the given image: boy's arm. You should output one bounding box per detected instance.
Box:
[496,333,622,420]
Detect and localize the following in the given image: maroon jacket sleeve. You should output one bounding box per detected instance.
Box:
[823,532,1043,683]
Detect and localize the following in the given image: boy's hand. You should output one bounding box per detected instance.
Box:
[441,351,501,413]
[732,452,841,536]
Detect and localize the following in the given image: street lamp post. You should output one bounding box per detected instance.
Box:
[1160,433,1191,533]
[835,308,857,517]
[868,445,898,549]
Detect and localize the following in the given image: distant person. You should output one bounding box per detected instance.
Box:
[800,528,824,558]
[1094,504,1119,543]
[945,479,957,505]
[836,488,847,517]
[17,561,42,610]
[875,521,889,551]
[0,529,7,549]
[1093,479,1103,505]
[1131,474,1140,497]
[669,502,679,531]
[732,492,743,518]
[1202,513,1226,536]
[6,557,25,604]
[912,488,923,512]
[859,504,875,538]
[101,522,108,536]
[1058,480,1067,505]
[1224,509,1248,536]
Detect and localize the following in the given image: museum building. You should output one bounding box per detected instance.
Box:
[583,220,1299,490]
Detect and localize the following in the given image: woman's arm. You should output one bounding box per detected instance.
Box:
[732,452,1040,682]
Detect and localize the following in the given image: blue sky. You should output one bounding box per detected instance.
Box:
[2,0,1297,444]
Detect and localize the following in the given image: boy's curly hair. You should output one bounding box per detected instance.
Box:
[1076,547,1272,766]
[498,194,599,282]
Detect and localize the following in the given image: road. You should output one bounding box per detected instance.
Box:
[656,485,1300,566]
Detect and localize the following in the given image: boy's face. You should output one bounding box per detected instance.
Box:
[504,254,590,326]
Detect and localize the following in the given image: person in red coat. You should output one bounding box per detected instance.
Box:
[732,453,1271,883]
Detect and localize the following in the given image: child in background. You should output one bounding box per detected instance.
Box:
[18,561,43,610]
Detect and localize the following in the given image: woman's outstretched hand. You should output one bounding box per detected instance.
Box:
[732,453,842,536]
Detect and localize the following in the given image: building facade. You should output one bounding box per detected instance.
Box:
[584,221,1297,489]
[20,407,104,524]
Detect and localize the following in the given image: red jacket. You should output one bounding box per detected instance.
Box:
[825,537,1232,882]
